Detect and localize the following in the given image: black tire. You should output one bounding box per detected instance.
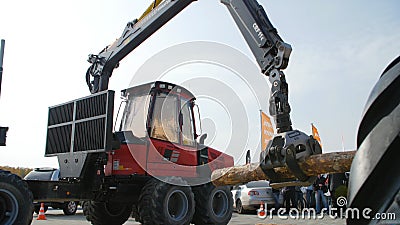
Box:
[82,201,90,221]
[138,177,195,225]
[236,199,245,214]
[192,183,233,225]
[0,170,33,225]
[34,205,48,214]
[347,56,400,225]
[62,201,78,215]
[82,200,132,225]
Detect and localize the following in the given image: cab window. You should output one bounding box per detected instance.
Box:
[120,94,150,138]
[150,92,179,143]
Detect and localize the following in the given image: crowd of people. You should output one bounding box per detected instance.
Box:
[272,174,332,214]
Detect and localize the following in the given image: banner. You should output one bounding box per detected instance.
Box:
[261,111,274,151]
[311,123,322,147]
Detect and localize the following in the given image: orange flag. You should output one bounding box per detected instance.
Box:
[311,123,322,147]
[261,111,274,151]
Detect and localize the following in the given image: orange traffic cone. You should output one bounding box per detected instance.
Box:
[37,203,47,220]
[257,202,266,218]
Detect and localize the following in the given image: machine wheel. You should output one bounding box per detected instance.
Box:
[0,170,33,225]
[236,199,245,214]
[82,201,90,221]
[138,177,195,225]
[347,56,400,225]
[34,205,48,214]
[82,200,132,225]
[62,201,78,215]
[192,183,232,225]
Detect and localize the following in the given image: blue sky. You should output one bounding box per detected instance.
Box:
[0,0,399,167]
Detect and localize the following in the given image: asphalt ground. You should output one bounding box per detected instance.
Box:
[31,208,346,225]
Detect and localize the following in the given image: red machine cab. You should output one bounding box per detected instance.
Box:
[105,81,234,181]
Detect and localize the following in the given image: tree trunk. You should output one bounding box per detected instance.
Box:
[211,151,356,187]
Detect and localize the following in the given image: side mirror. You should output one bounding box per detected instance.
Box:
[199,133,207,145]
[0,126,9,146]
[246,150,251,164]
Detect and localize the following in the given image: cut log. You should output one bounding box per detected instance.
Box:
[211,151,356,186]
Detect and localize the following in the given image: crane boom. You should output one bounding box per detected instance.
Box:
[86,0,196,94]
[221,0,291,73]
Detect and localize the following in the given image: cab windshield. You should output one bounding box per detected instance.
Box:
[119,89,196,146]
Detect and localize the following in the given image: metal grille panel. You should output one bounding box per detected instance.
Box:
[48,102,74,126]
[73,118,106,152]
[75,93,107,120]
[45,90,114,156]
[46,125,72,154]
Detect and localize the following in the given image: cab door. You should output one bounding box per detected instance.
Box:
[177,97,198,164]
[147,92,197,178]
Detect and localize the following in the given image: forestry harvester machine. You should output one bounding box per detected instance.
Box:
[1,0,397,225]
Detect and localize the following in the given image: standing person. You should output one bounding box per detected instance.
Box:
[313,174,329,214]
[295,186,304,209]
[272,187,281,214]
[283,186,297,213]
[306,184,314,208]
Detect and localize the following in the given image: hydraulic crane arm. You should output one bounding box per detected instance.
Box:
[87,0,292,132]
[86,0,196,94]
[221,0,293,132]
[220,0,321,185]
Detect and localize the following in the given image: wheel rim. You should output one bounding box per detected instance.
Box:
[237,200,242,213]
[212,190,228,217]
[105,202,128,217]
[166,189,188,221]
[66,201,76,213]
[0,189,18,224]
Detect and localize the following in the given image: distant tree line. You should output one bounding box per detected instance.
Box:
[0,166,33,178]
